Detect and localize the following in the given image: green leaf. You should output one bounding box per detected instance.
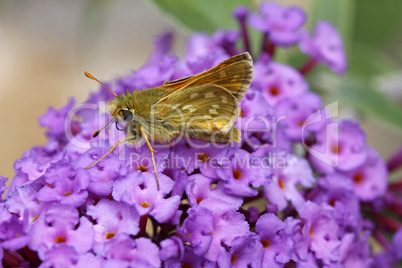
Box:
[149,0,257,33]
[315,74,402,129]
[348,43,399,78]
[353,0,402,49]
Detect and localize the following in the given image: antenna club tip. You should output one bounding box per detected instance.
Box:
[93,130,100,138]
[84,71,93,78]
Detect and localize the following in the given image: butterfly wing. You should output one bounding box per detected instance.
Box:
[154,84,240,141]
[160,52,253,102]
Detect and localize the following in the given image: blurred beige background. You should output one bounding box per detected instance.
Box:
[0,0,400,181]
[0,0,188,180]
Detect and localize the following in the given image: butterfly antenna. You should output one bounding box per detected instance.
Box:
[92,109,122,137]
[93,117,115,138]
[84,71,118,97]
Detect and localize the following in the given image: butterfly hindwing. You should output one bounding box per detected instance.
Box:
[155,84,239,138]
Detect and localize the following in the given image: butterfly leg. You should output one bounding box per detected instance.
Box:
[85,136,131,169]
[139,126,159,190]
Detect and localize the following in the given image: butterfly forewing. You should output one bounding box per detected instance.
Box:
[161,52,253,102]
[154,84,239,138]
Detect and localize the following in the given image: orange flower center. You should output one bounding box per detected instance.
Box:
[353,173,364,184]
[137,165,148,172]
[261,239,271,248]
[141,201,151,208]
[278,178,285,189]
[231,253,238,263]
[331,145,341,154]
[105,232,115,240]
[233,170,242,180]
[269,86,280,96]
[198,153,209,162]
[55,236,66,244]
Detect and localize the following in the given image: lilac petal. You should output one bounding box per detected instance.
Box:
[72,253,104,268]
[0,215,29,250]
[0,176,8,197]
[309,120,367,174]
[179,206,214,256]
[147,32,173,65]
[159,236,185,262]
[342,147,388,201]
[218,235,264,268]
[102,234,160,267]
[28,205,94,259]
[39,244,79,268]
[203,210,250,262]
[299,21,347,74]
[151,194,181,223]
[87,199,140,253]
[186,174,243,209]
[392,228,402,260]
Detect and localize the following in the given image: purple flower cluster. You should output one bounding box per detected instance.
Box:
[1,2,401,267]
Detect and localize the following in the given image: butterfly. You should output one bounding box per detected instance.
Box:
[85,52,253,189]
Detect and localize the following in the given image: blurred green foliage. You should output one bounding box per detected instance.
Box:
[150,0,402,130]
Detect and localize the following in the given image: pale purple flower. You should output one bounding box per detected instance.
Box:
[309,120,368,174]
[339,232,373,267]
[185,173,243,210]
[312,173,362,234]
[36,162,90,207]
[254,149,315,211]
[28,204,94,259]
[250,2,306,46]
[39,244,78,268]
[86,199,140,254]
[255,213,298,267]
[72,253,104,268]
[253,60,309,107]
[74,144,128,196]
[216,148,271,197]
[101,234,160,267]
[299,201,342,264]
[236,90,274,140]
[299,21,347,74]
[0,213,29,250]
[39,98,77,143]
[159,236,185,264]
[341,146,388,201]
[178,206,214,256]
[171,140,227,178]
[6,185,52,224]
[217,234,264,268]
[112,171,180,223]
[274,92,324,141]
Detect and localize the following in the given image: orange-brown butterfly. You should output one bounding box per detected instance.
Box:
[85,52,253,189]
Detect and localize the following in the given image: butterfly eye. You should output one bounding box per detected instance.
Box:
[121,109,134,121]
